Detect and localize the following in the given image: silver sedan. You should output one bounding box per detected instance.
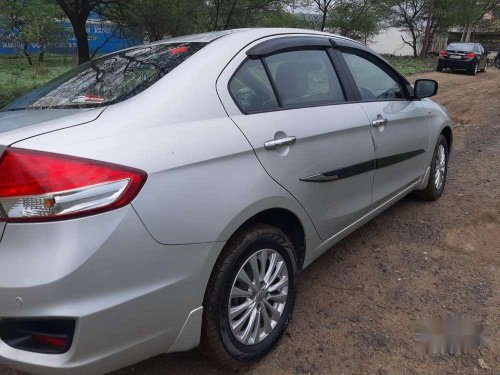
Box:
[0,28,452,374]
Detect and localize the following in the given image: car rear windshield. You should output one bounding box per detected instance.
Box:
[3,42,206,111]
[447,43,475,51]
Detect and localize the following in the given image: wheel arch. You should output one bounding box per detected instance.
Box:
[239,208,306,269]
[213,194,320,268]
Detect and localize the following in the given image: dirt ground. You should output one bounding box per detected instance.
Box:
[1,69,499,375]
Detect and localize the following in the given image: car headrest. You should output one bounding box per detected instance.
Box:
[274,60,323,104]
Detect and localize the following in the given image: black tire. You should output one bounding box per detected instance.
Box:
[468,62,478,75]
[200,223,298,368]
[436,65,443,72]
[415,134,449,201]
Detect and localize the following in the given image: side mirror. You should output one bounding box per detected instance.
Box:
[414,79,438,99]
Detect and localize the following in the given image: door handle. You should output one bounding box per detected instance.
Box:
[264,136,296,150]
[372,118,388,127]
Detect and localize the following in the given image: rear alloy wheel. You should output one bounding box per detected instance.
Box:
[415,134,448,201]
[201,224,298,368]
[229,249,289,345]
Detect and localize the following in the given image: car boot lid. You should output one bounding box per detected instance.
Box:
[0,107,106,146]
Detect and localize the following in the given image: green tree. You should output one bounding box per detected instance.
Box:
[56,0,124,65]
[256,7,307,28]
[328,0,388,42]
[311,0,341,31]
[389,0,428,57]
[0,0,67,65]
[453,0,499,41]
[420,0,462,57]
[101,0,204,42]
[204,0,283,31]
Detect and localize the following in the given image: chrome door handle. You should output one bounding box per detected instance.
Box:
[264,136,296,150]
[372,118,388,127]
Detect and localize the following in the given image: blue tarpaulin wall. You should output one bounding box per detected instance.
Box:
[0,13,140,55]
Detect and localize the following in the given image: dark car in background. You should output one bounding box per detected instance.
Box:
[437,42,488,75]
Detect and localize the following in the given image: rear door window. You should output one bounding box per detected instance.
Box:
[229,59,279,113]
[3,43,206,111]
[264,50,345,107]
[447,43,474,52]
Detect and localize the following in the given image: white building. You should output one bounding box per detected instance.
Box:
[367,27,449,56]
[367,27,417,56]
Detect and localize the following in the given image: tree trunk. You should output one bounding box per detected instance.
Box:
[224,0,236,30]
[56,0,92,65]
[420,0,435,58]
[23,43,33,66]
[39,47,45,63]
[465,27,473,42]
[321,10,327,31]
[213,0,221,31]
[461,25,470,42]
[74,24,90,65]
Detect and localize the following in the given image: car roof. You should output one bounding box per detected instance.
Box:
[448,42,479,47]
[151,28,365,48]
[146,28,400,81]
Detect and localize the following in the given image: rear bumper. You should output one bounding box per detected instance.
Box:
[0,207,224,374]
[438,58,475,70]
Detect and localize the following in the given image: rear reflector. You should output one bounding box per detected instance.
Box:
[32,334,67,349]
[0,319,75,354]
[0,148,147,222]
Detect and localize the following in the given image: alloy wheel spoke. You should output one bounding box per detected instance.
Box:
[267,275,288,292]
[265,260,284,286]
[240,307,258,344]
[249,308,262,344]
[248,255,261,283]
[230,299,253,320]
[267,291,288,303]
[231,286,253,299]
[264,299,282,321]
[232,301,256,331]
[258,249,268,281]
[261,305,274,334]
[263,253,277,285]
[237,269,258,292]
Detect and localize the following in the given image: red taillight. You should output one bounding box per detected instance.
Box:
[0,148,147,222]
[464,52,476,59]
[439,50,448,57]
[32,334,67,349]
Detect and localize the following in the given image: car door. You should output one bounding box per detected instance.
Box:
[338,46,430,203]
[217,36,375,240]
